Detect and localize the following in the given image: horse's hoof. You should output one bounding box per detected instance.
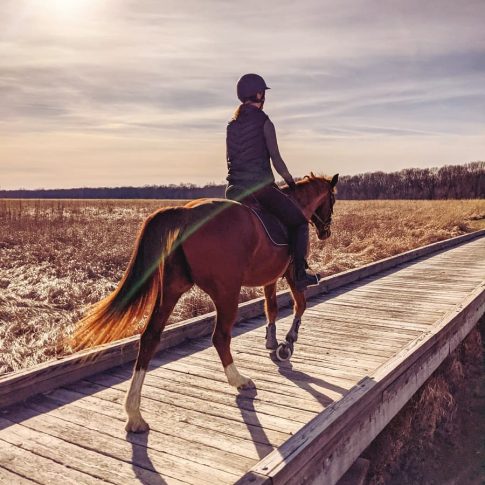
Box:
[125,417,150,433]
[237,378,255,390]
[275,343,292,361]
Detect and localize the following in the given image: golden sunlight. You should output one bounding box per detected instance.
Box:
[43,0,97,15]
[29,0,102,25]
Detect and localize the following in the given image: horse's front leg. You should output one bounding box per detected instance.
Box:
[212,288,255,390]
[264,282,278,350]
[286,269,307,344]
[275,269,307,360]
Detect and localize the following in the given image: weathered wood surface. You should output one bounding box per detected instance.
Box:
[1,229,483,409]
[0,233,484,484]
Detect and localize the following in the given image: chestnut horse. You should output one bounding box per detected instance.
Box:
[72,173,338,432]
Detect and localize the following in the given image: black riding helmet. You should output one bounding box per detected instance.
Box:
[237,73,270,102]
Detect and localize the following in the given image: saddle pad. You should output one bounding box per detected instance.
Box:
[247,206,289,247]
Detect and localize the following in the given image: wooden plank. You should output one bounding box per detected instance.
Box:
[90,370,318,424]
[153,356,354,404]
[32,391,274,460]
[77,376,307,433]
[146,359,343,405]
[163,345,368,382]
[238,319,414,346]
[58,383,291,445]
[321,300,444,319]
[3,406,239,483]
[345,288,469,303]
[0,465,38,484]
[181,316,410,356]
[362,283,474,295]
[331,296,459,312]
[325,291,453,309]
[0,418,190,484]
[238,282,485,485]
[302,314,428,335]
[168,333,398,364]
[22,398,256,474]
[0,439,106,485]
[383,269,484,280]
[1,230,483,409]
[366,278,477,288]
[180,334,394,369]
[106,365,325,413]
[228,332,389,369]
[303,309,432,332]
[149,357,348,405]
[308,295,446,320]
[230,337,387,370]
[304,230,485,300]
[351,277,478,290]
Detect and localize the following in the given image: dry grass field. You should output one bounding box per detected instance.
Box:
[1,198,484,375]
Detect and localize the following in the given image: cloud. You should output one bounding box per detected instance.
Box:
[0,0,484,188]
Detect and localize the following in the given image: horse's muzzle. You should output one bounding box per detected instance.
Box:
[317,229,331,240]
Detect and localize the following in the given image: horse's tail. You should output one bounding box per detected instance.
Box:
[71,207,188,350]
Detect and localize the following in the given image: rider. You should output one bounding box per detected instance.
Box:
[225,73,319,291]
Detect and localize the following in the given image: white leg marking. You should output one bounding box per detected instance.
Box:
[224,363,255,390]
[124,369,149,433]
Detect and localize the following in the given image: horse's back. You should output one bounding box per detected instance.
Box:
[180,198,288,287]
[181,198,254,247]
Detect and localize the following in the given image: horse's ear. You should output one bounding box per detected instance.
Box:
[310,171,316,178]
[330,173,339,188]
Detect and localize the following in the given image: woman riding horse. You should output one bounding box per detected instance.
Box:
[226,73,319,292]
[71,76,338,432]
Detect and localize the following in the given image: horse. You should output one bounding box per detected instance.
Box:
[71,172,338,433]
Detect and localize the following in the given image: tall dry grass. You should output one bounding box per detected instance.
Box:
[0,199,484,374]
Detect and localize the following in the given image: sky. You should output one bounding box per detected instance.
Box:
[1,0,484,189]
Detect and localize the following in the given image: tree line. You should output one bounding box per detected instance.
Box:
[1,162,483,200]
[336,161,484,199]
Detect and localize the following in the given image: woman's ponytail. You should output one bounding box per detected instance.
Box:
[232,104,243,120]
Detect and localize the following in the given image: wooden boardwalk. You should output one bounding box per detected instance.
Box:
[1,233,484,484]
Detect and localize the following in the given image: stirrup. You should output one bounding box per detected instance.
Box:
[294,272,320,292]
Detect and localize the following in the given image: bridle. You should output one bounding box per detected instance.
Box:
[310,191,335,236]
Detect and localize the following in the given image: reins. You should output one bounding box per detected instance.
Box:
[310,190,335,231]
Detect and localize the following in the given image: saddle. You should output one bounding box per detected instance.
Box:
[240,199,289,247]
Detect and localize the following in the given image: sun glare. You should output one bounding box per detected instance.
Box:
[30,0,101,23]
[49,0,96,14]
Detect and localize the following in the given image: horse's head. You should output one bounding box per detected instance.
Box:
[291,172,338,240]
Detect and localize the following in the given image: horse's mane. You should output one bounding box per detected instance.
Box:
[301,172,335,188]
[280,172,336,209]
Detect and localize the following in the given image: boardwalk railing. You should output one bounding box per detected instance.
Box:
[238,281,485,484]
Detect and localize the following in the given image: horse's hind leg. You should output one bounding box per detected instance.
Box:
[264,283,278,350]
[125,258,192,433]
[211,288,255,390]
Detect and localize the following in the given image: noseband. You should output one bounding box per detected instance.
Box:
[310,191,335,234]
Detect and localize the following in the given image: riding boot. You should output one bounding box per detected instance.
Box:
[293,223,319,292]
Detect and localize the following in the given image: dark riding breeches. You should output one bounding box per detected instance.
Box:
[226,183,310,265]
[252,184,307,227]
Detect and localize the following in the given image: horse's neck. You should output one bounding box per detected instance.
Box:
[294,184,325,219]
